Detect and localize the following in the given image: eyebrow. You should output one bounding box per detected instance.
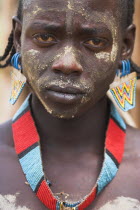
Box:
[26,21,111,37]
[80,26,111,35]
[27,22,64,31]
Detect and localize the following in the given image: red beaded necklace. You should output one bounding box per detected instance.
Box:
[12,95,126,209]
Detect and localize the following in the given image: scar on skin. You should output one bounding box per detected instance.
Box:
[0,193,30,210]
[99,197,140,210]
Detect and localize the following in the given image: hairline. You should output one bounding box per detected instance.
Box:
[17,0,135,29]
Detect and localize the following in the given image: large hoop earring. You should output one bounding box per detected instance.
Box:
[107,60,137,112]
[11,52,22,70]
[10,53,27,105]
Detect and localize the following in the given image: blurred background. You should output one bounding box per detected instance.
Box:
[0,0,29,123]
[0,0,140,128]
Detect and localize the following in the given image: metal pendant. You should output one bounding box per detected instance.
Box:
[60,203,76,210]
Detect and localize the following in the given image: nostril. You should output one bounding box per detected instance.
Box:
[72,71,81,76]
[53,68,81,75]
[53,69,61,74]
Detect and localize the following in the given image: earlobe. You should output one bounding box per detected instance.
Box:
[121,24,136,60]
[12,16,22,52]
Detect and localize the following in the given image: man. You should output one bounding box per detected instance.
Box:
[0,0,140,209]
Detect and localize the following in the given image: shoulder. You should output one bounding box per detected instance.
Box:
[124,126,140,188]
[0,120,13,146]
[125,125,140,157]
[126,125,140,141]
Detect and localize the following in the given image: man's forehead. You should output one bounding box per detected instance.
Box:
[23,0,120,14]
[22,0,121,28]
[22,0,121,34]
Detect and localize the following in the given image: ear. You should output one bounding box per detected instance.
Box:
[121,24,136,60]
[12,16,22,52]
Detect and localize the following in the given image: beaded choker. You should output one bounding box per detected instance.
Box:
[12,95,126,210]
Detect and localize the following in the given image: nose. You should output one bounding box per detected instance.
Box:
[52,49,83,75]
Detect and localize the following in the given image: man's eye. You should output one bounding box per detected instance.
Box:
[84,38,107,49]
[33,34,57,45]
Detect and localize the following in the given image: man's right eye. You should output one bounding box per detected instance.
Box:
[33,33,57,46]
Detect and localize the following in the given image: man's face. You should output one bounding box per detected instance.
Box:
[20,0,123,119]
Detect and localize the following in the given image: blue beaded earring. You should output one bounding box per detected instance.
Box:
[107,60,137,112]
[10,53,26,105]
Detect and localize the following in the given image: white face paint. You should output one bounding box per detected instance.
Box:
[67,0,73,10]
[26,49,40,56]
[0,194,30,210]
[93,11,119,63]
[32,5,42,15]
[23,0,33,10]
[99,197,140,210]
[95,52,111,62]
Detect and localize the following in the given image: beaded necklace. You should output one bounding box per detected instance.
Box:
[12,95,126,210]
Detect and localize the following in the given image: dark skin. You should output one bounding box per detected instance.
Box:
[0,0,140,209]
[0,121,140,210]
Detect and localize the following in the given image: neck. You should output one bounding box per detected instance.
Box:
[31,94,109,154]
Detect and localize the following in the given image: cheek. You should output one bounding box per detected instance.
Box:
[22,50,40,81]
[21,48,59,84]
[76,58,116,107]
[21,50,45,95]
[81,55,116,93]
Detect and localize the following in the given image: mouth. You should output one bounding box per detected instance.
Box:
[45,85,85,104]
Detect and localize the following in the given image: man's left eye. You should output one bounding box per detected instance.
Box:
[84,38,107,49]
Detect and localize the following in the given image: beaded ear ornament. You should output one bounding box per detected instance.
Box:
[107,60,137,112]
[10,52,26,105]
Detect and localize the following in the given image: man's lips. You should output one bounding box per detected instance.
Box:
[44,85,85,104]
[46,85,85,94]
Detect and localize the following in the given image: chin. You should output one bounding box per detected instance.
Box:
[35,91,102,120]
[44,105,79,120]
[52,113,76,120]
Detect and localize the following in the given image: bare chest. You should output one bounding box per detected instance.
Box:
[0,145,140,210]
